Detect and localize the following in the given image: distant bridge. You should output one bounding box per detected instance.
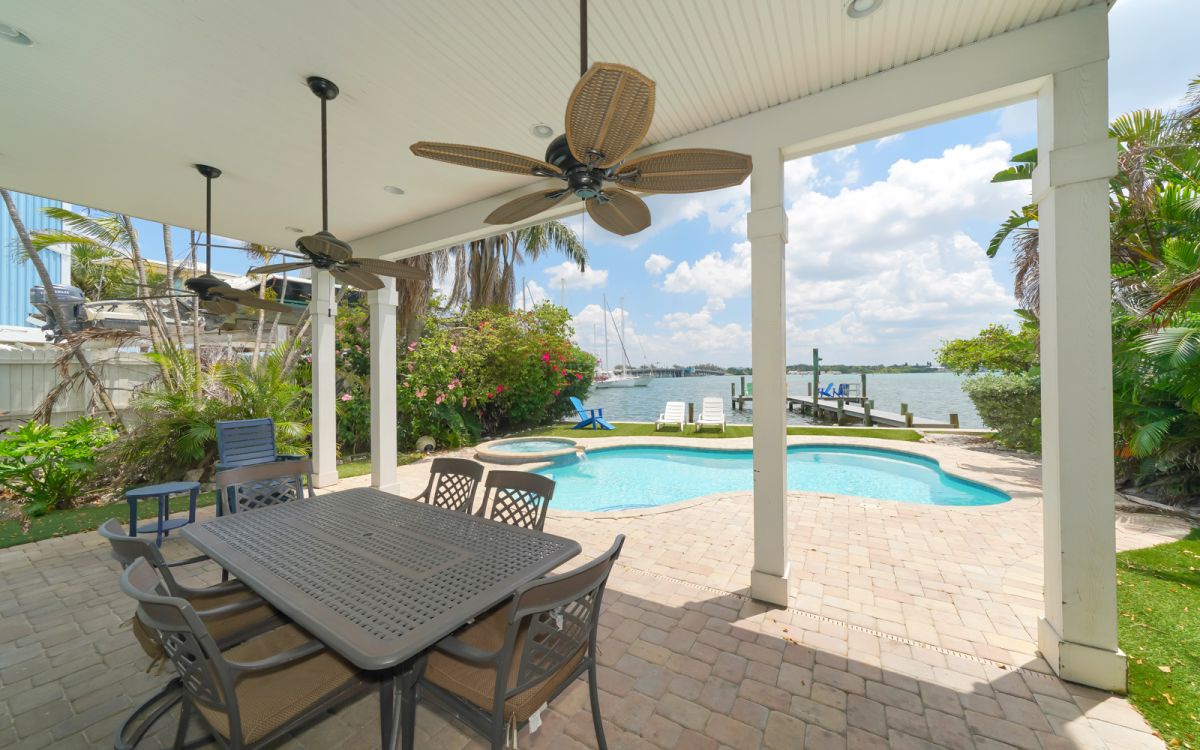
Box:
[622,365,726,378]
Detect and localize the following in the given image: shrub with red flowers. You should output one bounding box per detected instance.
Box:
[398,304,595,447]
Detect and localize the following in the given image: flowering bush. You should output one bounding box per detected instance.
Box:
[398,304,595,447]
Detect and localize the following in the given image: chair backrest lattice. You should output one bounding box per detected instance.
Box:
[663,401,685,417]
[416,457,483,513]
[701,397,724,417]
[504,535,624,697]
[480,470,555,531]
[216,460,314,513]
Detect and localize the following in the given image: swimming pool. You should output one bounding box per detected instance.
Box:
[535,445,1009,511]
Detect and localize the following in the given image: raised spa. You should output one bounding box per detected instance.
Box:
[475,436,579,465]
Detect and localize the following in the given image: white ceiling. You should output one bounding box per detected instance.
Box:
[0,0,1099,252]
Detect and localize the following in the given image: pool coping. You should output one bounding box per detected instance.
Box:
[474,436,581,465]
[493,434,1041,520]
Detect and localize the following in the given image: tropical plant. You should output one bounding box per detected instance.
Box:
[961,374,1041,452]
[106,341,310,485]
[398,304,595,448]
[935,319,1038,376]
[0,418,117,517]
[441,221,587,311]
[68,242,138,300]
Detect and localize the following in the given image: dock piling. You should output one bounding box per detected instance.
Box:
[863,401,873,427]
[904,412,913,428]
[950,413,959,429]
[836,398,845,425]
[900,402,908,415]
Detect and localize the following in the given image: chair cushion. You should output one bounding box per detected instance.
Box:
[195,624,359,744]
[425,606,585,723]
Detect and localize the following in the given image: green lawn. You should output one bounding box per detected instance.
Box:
[1117,528,1200,748]
[0,452,424,550]
[521,422,923,442]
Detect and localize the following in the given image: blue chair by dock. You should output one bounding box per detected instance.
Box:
[818,383,836,398]
[214,418,305,515]
[569,396,615,430]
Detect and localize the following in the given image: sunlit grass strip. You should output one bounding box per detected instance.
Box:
[1117,528,1200,749]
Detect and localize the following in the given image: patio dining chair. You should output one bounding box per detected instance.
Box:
[413,457,484,513]
[215,459,315,514]
[474,470,555,531]
[100,520,281,749]
[419,535,625,750]
[120,558,370,750]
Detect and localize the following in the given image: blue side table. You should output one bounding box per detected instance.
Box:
[126,481,200,547]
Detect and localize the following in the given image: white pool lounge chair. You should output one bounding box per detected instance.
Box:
[695,397,726,432]
[655,401,687,431]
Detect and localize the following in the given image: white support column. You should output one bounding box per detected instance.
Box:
[1035,59,1126,691]
[749,150,790,606]
[310,270,338,488]
[369,277,398,491]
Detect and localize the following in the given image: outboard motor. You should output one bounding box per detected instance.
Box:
[29,285,87,336]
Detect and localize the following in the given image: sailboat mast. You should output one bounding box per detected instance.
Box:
[602,294,609,368]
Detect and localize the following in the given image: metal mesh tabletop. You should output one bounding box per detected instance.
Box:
[182,487,581,670]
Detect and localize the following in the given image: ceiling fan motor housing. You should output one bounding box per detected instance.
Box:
[184,274,224,300]
[545,134,611,199]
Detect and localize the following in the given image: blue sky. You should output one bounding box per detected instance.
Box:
[125,0,1200,367]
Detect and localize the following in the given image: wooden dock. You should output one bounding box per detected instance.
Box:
[731,393,958,429]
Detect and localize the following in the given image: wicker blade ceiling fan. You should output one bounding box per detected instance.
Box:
[409,0,752,237]
[247,77,430,290]
[183,165,296,316]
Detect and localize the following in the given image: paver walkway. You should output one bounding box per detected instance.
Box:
[0,435,1189,748]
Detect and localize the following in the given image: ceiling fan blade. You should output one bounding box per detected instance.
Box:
[330,266,386,291]
[296,231,353,263]
[226,294,297,315]
[485,190,571,225]
[566,63,655,169]
[246,261,313,275]
[587,188,651,236]
[201,297,238,315]
[615,149,753,194]
[410,142,562,177]
[347,258,431,281]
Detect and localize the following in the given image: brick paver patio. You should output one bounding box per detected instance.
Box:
[0,435,1189,748]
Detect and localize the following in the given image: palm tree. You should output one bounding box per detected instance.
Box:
[65,242,137,300]
[242,242,279,369]
[1,189,123,426]
[446,221,587,311]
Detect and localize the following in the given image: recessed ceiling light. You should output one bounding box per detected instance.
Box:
[284,226,304,233]
[383,185,405,195]
[845,0,883,19]
[0,22,33,46]
[530,123,555,139]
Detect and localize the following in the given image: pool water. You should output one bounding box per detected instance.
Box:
[536,445,1009,511]
[489,439,576,454]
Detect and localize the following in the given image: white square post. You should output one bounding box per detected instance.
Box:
[1034,59,1126,691]
[749,150,790,605]
[310,269,338,487]
[369,277,398,490]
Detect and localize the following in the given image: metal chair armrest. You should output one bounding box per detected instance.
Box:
[226,638,325,674]
[434,635,501,664]
[184,580,248,598]
[163,554,210,568]
[194,595,266,619]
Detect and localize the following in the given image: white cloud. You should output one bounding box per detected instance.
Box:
[644,253,673,276]
[545,261,608,291]
[637,140,1024,364]
[572,300,750,367]
[517,279,548,311]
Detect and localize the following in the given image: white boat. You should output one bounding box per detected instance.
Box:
[594,370,653,388]
[593,295,654,388]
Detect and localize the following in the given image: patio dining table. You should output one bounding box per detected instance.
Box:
[182,486,581,750]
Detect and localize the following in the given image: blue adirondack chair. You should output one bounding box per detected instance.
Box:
[818,382,836,398]
[569,396,615,430]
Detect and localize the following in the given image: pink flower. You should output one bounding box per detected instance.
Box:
[407,341,418,351]
[415,388,427,399]
[450,344,458,354]
[407,363,414,372]
[553,389,560,396]
[462,396,468,408]
[541,353,551,362]
[575,373,583,380]
[496,385,504,393]
[435,395,444,405]
[340,393,352,402]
